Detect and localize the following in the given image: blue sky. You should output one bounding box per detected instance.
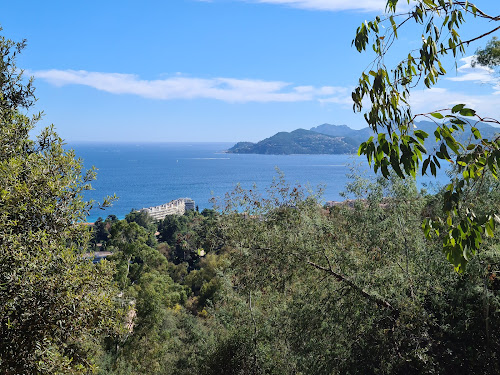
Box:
[3,0,500,142]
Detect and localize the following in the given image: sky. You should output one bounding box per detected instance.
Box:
[2,0,500,142]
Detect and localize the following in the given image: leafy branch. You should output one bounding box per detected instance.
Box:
[352,0,500,270]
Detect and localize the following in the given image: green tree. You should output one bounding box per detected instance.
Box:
[125,209,156,230]
[210,175,500,373]
[0,29,120,374]
[107,220,155,287]
[91,215,119,249]
[352,0,500,271]
[473,36,500,69]
[158,214,187,246]
[99,215,216,375]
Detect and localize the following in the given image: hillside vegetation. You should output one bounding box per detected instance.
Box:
[227,128,358,154]
[92,174,500,374]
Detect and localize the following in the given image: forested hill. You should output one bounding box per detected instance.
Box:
[227,128,359,154]
[228,121,500,155]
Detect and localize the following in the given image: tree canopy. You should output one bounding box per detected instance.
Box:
[473,36,500,69]
[0,28,121,374]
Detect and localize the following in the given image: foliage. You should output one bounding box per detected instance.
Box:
[125,209,157,231]
[90,215,119,249]
[0,32,35,112]
[0,29,120,374]
[88,171,500,374]
[210,175,500,373]
[98,210,224,374]
[352,0,500,270]
[157,210,218,269]
[473,36,500,69]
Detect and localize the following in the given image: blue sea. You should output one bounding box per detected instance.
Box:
[69,142,448,222]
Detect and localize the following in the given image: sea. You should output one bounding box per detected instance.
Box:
[69,142,449,222]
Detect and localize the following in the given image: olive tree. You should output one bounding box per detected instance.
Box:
[0,29,120,374]
[352,0,500,271]
[211,174,500,373]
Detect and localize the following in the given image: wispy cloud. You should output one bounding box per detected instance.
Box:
[404,56,500,119]
[446,56,498,86]
[409,87,500,120]
[32,69,350,103]
[250,0,389,12]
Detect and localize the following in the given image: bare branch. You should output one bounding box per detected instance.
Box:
[290,251,396,312]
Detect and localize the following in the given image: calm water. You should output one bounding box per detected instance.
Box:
[69,142,447,222]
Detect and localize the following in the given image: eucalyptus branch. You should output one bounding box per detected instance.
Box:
[444,25,500,52]
[353,1,500,270]
[454,1,500,21]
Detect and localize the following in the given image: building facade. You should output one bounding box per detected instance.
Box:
[140,198,195,220]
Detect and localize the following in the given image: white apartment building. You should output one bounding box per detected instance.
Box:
[141,198,195,220]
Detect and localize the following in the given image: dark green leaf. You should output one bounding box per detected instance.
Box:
[459,108,476,117]
[451,103,465,113]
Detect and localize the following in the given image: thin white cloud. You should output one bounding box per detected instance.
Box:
[318,94,352,106]
[409,87,500,120]
[32,69,350,103]
[447,56,498,86]
[251,0,389,12]
[403,56,500,118]
[234,0,415,12]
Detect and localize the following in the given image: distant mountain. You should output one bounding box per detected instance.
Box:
[227,129,358,155]
[228,122,499,155]
[310,123,372,143]
[409,120,499,152]
[311,122,499,152]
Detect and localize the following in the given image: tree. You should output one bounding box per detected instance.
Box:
[0,29,120,374]
[210,175,500,373]
[352,0,500,271]
[125,209,156,231]
[98,216,213,375]
[107,220,157,287]
[473,36,500,69]
[91,215,119,249]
